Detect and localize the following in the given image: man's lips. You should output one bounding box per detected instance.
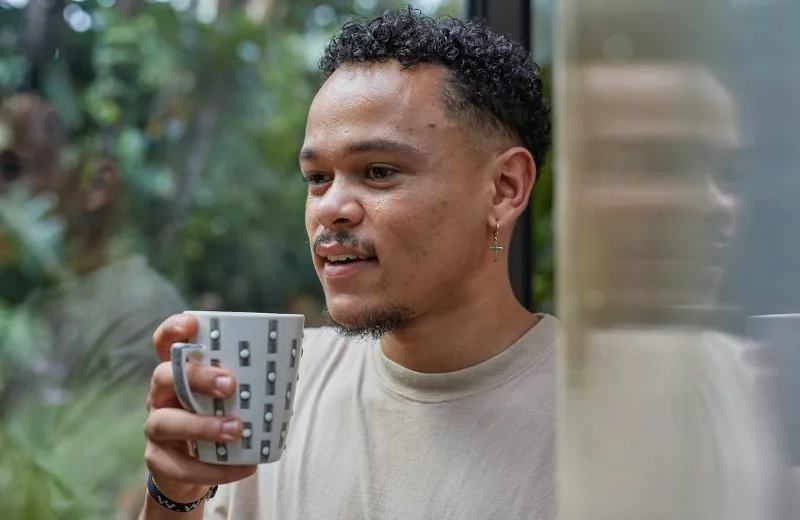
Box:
[321,256,378,278]
[314,243,376,263]
[314,244,371,275]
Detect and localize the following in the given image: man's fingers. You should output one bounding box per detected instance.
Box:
[152,313,199,361]
[145,443,257,487]
[145,314,257,499]
[146,407,243,444]
[148,362,180,411]
[148,362,237,411]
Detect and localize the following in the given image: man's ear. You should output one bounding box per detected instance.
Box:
[488,146,537,228]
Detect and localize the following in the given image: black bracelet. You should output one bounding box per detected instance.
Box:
[147,473,218,513]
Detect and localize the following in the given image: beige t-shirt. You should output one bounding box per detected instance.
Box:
[205,315,556,520]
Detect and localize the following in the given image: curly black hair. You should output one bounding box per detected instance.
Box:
[319,6,551,170]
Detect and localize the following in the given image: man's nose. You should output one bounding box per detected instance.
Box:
[311,177,364,230]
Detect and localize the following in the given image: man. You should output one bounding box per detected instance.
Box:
[141,8,554,519]
[0,93,186,412]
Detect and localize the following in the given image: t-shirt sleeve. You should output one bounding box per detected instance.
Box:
[203,466,266,519]
[204,483,232,520]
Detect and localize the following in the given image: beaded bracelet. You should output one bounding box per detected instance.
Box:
[147,473,218,513]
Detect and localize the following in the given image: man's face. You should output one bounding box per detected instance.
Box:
[300,62,495,335]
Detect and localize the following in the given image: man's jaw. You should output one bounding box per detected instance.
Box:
[321,304,412,340]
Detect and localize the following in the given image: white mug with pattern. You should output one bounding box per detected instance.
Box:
[171,311,305,465]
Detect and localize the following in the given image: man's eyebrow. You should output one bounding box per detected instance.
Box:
[299,138,423,161]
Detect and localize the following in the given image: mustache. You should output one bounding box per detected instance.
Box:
[312,231,377,256]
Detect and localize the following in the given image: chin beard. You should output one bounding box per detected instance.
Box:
[321,305,413,340]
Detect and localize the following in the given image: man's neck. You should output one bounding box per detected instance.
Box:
[379,285,539,373]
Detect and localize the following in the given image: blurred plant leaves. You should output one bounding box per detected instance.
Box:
[0,186,70,284]
[0,385,147,520]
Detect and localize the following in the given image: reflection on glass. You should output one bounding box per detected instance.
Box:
[0,1,464,518]
[556,1,800,519]
[0,92,188,406]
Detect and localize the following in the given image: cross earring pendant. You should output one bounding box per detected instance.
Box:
[490,226,503,262]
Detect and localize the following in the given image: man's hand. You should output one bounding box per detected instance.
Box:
[144,314,257,503]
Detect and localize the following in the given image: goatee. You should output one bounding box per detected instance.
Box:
[321,305,413,340]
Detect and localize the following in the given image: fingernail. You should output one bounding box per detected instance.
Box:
[221,419,239,438]
[215,376,232,392]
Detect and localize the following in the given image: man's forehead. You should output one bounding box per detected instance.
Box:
[304,62,458,152]
[310,62,449,121]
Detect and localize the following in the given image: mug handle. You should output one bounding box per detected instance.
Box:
[171,342,211,414]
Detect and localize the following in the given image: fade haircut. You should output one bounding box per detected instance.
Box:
[318,6,551,170]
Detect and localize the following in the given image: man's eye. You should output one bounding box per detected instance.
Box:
[366,165,396,180]
[302,173,332,185]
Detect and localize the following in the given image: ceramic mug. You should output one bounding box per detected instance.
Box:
[171,311,304,465]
